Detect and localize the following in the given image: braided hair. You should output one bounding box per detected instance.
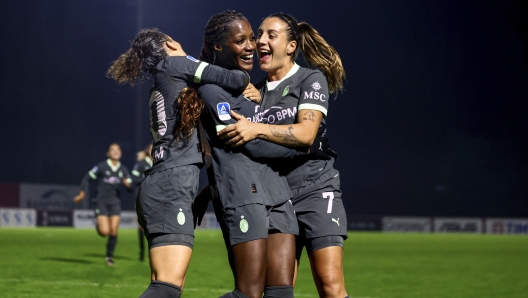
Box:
[199,10,247,64]
[267,13,345,94]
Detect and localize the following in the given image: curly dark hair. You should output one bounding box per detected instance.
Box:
[107,29,203,143]
[107,28,169,86]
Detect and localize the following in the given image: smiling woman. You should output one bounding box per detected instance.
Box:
[216,12,349,298]
[195,10,334,298]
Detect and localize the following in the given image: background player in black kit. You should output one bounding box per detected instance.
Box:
[131,143,153,261]
[73,143,132,266]
[218,13,349,298]
[107,28,250,298]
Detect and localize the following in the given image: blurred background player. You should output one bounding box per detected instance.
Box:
[107,28,249,298]
[73,143,132,266]
[130,143,153,261]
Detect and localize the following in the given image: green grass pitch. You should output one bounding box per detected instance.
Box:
[0,228,526,297]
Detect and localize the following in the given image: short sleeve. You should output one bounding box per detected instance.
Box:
[88,163,101,180]
[198,84,241,133]
[298,71,330,117]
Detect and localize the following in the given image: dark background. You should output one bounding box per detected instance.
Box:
[0,0,526,217]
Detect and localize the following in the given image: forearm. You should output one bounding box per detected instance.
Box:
[243,138,306,159]
[254,123,316,147]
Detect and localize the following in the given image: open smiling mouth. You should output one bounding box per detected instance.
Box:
[240,54,253,63]
[259,50,271,61]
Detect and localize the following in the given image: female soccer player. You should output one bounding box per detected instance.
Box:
[130,143,153,261]
[218,13,349,298]
[107,29,249,298]
[73,143,132,266]
[197,10,331,298]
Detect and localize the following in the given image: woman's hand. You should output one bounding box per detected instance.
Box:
[243,83,261,103]
[73,191,85,204]
[218,111,262,147]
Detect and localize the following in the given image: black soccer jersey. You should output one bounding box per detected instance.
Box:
[87,159,132,203]
[147,56,249,175]
[198,84,306,208]
[131,157,152,185]
[255,64,336,189]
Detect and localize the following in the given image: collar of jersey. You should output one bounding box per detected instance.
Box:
[106,159,121,172]
[266,63,300,91]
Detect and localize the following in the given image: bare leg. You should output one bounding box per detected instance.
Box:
[293,258,299,286]
[109,215,120,236]
[96,215,110,237]
[308,246,347,298]
[266,233,295,286]
[232,239,267,298]
[149,245,193,287]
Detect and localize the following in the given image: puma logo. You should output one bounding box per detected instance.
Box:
[332,218,340,226]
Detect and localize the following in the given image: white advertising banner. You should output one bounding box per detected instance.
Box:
[119,211,138,229]
[382,217,432,232]
[485,218,528,235]
[434,218,483,233]
[20,183,89,210]
[195,212,221,230]
[73,210,138,229]
[0,208,36,228]
[73,210,96,228]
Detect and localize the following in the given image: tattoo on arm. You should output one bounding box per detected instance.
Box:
[269,125,302,145]
[302,110,316,122]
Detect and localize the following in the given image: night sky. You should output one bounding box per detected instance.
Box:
[0,0,526,216]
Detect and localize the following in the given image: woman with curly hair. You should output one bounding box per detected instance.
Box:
[107,28,249,298]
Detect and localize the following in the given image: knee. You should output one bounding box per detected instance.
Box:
[97,228,109,237]
[319,273,345,297]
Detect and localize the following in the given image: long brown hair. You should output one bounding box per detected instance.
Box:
[173,87,204,142]
[107,28,203,143]
[267,13,345,94]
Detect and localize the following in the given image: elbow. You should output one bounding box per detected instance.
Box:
[300,135,316,147]
[234,70,250,91]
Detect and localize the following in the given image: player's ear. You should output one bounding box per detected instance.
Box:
[287,40,297,56]
[213,43,223,52]
[166,40,178,51]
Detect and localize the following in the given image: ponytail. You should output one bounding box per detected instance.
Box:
[298,22,345,94]
[107,28,169,86]
[173,87,204,143]
[268,13,345,94]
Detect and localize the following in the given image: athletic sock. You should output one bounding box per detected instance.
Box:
[138,229,145,260]
[106,235,117,258]
[139,280,181,298]
[218,289,249,298]
[263,286,294,298]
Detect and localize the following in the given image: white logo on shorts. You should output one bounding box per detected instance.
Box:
[240,215,248,233]
[332,218,340,226]
[177,208,185,225]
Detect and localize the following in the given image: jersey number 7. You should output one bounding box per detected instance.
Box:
[323,192,334,213]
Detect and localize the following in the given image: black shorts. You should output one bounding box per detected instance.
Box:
[94,201,121,217]
[213,199,299,247]
[136,165,199,244]
[291,168,348,240]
